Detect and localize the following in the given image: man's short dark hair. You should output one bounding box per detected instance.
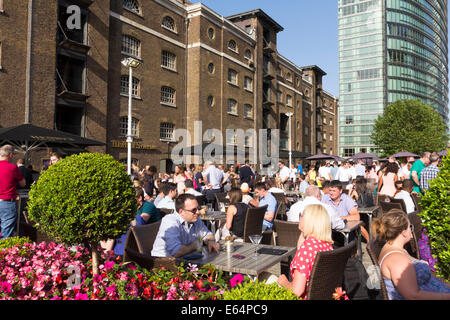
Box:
[299,174,306,180]
[158,181,168,195]
[185,179,194,189]
[148,165,157,173]
[164,182,177,195]
[321,180,331,189]
[255,182,267,190]
[329,180,343,190]
[402,179,414,192]
[175,193,197,213]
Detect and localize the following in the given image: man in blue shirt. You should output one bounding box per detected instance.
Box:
[151,194,219,257]
[296,161,304,175]
[254,182,278,231]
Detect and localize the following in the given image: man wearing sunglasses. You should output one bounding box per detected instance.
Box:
[152,193,220,258]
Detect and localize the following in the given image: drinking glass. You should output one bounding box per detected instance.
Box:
[248,234,263,259]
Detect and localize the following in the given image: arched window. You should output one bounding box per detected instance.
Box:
[227,99,238,115]
[228,40,237,52]
[244,49,252,60]
[120,75,140,97]
[160,122,175,141]
[161,16,176,31]
[123,0,141,14]
[119,116,139,137]
[228,69,237,85]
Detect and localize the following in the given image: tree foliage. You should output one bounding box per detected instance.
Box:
[27,153,137,274]
[419,153,450,280]
[370,99,448,157]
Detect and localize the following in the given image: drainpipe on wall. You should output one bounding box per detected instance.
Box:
[24,0,34,124]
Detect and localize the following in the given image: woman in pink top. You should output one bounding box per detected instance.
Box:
[277,204,334,298]
[378,162,399,197]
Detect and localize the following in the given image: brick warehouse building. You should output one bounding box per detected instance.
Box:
[0,0,338,172]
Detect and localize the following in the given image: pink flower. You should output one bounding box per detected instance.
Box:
[74,292,89,300]
[50,296,61,300]
[230,274,244,287]
[104,261,115,270]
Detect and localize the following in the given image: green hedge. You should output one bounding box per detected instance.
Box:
[419,152,450,280]
[223,280,301,300]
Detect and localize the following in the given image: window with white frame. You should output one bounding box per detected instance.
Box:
[330,133,333,141]
[227,132,237,145]
[161,16,176,32]
[160,122,175,141]
[161,50,176,70]
[122,35,140,58]
[244,104,253,118]
[228,69,238,85]
[123,0,141,14]
[276,91,282,103]
[119,117,139,137]
[160,86,175,106]
[228,40,237,52]
[244,76,252,91]
[286,72,292,82]
[245,135,253,147]
[227,99,238,115]
[120,75,140,97]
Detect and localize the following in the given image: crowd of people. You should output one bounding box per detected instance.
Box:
[1,142,448,299]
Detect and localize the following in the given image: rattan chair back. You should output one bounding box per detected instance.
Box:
[388,197,407,213]
[127,220,162,254]
[365,245,389,300]
[271,192,286,220]
[273,219,300,247]
[306,240,357,300]
[242,205,267,242]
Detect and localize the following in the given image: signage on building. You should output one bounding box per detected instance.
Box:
[111,140,156,150]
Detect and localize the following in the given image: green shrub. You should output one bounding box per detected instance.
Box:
[26,153,137,274]
[223,280,301,300]
[419,152,450,280]
[0,236,31,252]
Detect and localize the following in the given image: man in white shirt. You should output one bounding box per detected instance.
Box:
[184,179,203,197]
[335,161,352,185]
[278,161,291,189]
[287,185,345,230]
[203,160,226,210]
[318,162,332,181]
[354,159,366,177]
[394,179,416,214]
[156,182,177,211]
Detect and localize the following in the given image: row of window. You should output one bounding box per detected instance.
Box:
[119,117,175,141]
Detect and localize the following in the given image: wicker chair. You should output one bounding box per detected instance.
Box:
[388,197,407,213]
[376,194,391,206]
[195,195,207,207]
[410,193,422,211]
[365,244,389,300]
[408,211,423,242]
[242,205,267,243]
[158,208,174,216]
[379,201,403,216]
[273,219,300,247]
[214,192,229,205]
[123,220,178,272]
[271,192,286,221]
[306,240,357,300]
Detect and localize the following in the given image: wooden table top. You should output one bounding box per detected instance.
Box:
[178,241,296,277]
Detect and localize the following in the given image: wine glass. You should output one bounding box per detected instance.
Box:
[248,234,263,259]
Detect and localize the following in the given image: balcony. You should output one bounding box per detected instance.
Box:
[263,39,275,55]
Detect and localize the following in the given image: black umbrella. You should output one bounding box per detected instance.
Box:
[306,153,343,161]
[351,152,380,161]
[390,151,419,158]
[0,124,105,162]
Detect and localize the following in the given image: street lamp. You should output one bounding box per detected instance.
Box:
[121,57,141,176]
[286,112,293,171]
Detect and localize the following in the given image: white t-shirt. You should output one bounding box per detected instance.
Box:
[287,196,345,230]
[279,166,291,182]
[394,191,415,214]
[318,166,331,180]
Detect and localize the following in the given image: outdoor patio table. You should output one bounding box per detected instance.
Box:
[338,220,363,261]
[178,241,296,279]
[200,210,226,234]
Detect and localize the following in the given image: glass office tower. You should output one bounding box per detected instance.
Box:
[338,0,448,157]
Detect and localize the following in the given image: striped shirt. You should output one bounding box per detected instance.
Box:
[419,164,440,191]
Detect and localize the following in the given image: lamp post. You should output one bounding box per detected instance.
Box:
[286,112,293,171]
[121,57,141,176]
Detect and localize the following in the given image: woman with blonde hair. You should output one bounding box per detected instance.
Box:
[372,209,450,300]
[277,204,334,298]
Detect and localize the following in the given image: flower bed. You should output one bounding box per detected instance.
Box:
[0,241,230,300]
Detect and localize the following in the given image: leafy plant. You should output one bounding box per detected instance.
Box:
[0,236,31,253]
[223,279,301,300]
[26,153,137,274]
[370,99,448,156]
[419,153,450,280]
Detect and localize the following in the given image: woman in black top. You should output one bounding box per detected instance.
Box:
[225,188,249,238]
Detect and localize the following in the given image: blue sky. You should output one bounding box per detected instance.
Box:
[198,0,340,97]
